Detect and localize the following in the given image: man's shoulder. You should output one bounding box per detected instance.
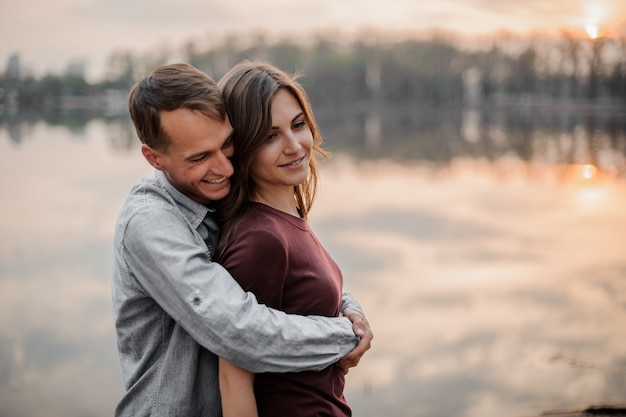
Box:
[116,177,183,232]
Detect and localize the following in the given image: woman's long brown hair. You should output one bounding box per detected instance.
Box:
[216,60,329,259]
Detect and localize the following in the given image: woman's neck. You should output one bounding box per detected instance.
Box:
[253,188,300,217]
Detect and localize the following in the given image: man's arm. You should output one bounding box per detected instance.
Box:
[123,206,359,373]
[341,292,365,316]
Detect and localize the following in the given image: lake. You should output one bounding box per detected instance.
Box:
[1,108,625,417]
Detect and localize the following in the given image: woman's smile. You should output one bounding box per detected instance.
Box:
[279,155,306,168]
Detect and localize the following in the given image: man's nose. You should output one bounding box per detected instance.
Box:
[213,151,234,177]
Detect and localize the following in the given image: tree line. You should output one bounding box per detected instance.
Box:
[2,30,626,117]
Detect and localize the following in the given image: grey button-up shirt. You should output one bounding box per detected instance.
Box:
[112,170,361,417]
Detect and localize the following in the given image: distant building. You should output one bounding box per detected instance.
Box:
[462,66,482,107]
[5,54,20,80]
[66,60,86,78]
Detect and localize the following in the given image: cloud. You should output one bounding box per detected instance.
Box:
[67,0,238,26]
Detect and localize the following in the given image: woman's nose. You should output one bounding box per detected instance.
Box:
[284,132,302,153]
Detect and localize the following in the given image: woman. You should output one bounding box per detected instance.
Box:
[216,60,352,417]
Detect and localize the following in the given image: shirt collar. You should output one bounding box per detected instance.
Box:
[153,170,215,229]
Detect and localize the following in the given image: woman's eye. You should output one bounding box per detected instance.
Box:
[294,121,306,129]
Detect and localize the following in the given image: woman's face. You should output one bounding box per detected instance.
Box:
[250,88,313,195]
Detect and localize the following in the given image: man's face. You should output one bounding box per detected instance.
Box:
[142,108,234,205]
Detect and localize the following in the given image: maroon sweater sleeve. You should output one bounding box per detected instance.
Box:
[219,224,288,309]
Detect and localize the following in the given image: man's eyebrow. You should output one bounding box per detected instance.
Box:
[185,150,210,160]
[221,130,234,148]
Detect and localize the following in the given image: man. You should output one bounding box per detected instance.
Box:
[112,63,372,416]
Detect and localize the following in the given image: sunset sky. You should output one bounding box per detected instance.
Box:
[1,0,625,81]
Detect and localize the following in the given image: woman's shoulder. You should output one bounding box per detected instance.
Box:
[231,202,307,246]
[233,203,287,239]
[240,202,282,226]
[246,202,308,229]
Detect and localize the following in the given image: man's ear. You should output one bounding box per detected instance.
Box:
[141,144,162,170]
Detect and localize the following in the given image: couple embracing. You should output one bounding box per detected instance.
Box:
[112,59,373,417]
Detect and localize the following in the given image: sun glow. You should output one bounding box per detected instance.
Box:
[564,164,599,183]
[585,23,599,39]
[581,0,618,39]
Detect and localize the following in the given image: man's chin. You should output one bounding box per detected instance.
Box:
[207,187,230,202]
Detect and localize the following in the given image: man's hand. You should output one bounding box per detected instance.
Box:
[337,309,373,374]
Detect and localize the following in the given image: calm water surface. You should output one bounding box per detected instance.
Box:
[1,118,625,417]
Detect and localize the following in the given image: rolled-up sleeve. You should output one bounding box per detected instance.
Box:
[341,292,365,316]
[122,203,358,373]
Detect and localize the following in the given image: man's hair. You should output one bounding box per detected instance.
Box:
[216,59,329,257]
[128,63,226,152]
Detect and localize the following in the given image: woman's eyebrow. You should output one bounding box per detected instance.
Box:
[271,112,305,130]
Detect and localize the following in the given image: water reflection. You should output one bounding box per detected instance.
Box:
[312,158,626,416]
[5,99,626,174]
[0,120,151,417]
[314,101,626,180]
[0,117,625,417]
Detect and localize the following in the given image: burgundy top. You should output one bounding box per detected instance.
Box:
[219,202,351,416]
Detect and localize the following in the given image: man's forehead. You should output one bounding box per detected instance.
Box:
[161,108,230,138]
